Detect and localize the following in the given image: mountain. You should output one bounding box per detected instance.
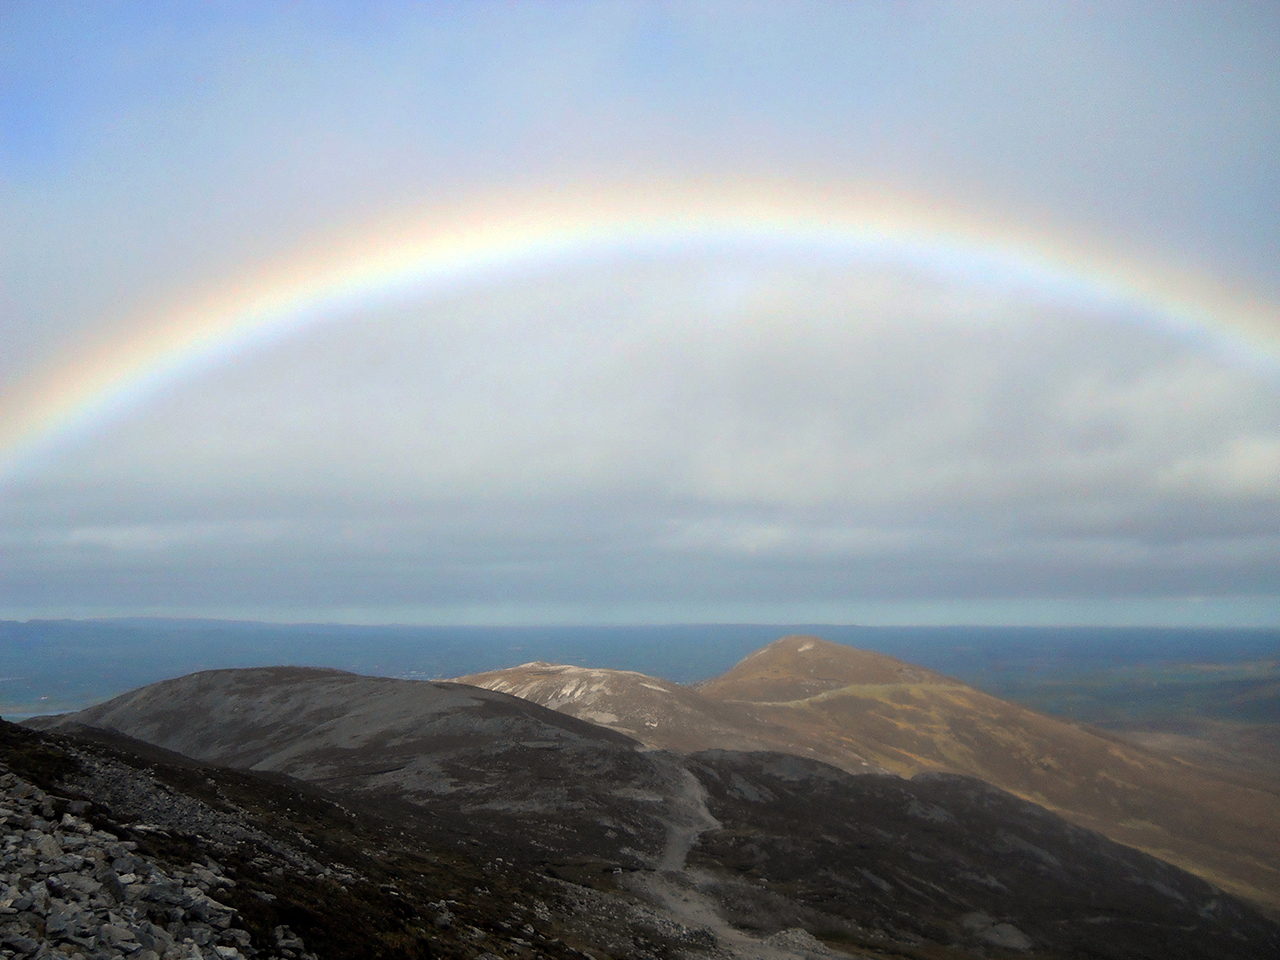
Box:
[460,635,1280,915]
[27,664,1280,958]
[25,666,695,877]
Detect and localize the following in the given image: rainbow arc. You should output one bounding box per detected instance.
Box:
[3,179,1276,480]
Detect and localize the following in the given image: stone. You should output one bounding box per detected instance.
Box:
[273,926,303,949]
[28,884,49,916]
[979,923,1034,950]
[1,931,40,954]
[0,771,268,960]
[44,902,81,937]
[220,930,250,948]
[93,866,125,903]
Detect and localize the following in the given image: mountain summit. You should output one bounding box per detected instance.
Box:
[699,634,949,698]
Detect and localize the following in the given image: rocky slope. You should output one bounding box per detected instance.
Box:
[27,666,1280,959]
[461,635,1280,914]
[0,757,292,960]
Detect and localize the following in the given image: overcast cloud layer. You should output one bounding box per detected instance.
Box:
[2,2,1279,624]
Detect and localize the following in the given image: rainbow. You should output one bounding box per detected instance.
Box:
[3,178,1278,480]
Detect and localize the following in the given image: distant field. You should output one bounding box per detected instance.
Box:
[981,659,1280,785]
[984,659,1280,725]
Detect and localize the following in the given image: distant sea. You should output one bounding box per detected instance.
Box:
[2,619,1278,720]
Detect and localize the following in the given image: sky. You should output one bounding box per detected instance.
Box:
[2,1,1279,627]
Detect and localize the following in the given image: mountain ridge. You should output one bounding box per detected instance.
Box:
[26,661,1280,959]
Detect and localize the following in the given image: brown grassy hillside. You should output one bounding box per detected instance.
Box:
[465,635,1280,914]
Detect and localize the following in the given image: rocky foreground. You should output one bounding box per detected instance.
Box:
[0,737,316,960]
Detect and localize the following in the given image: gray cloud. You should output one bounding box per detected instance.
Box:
[3,248,1277,620]
[2,3,1278,623]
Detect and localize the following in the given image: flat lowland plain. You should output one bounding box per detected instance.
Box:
[986,659,1280,784]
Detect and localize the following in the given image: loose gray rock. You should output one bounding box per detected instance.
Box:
[980,923,1034,950]
[0,762,315,960]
